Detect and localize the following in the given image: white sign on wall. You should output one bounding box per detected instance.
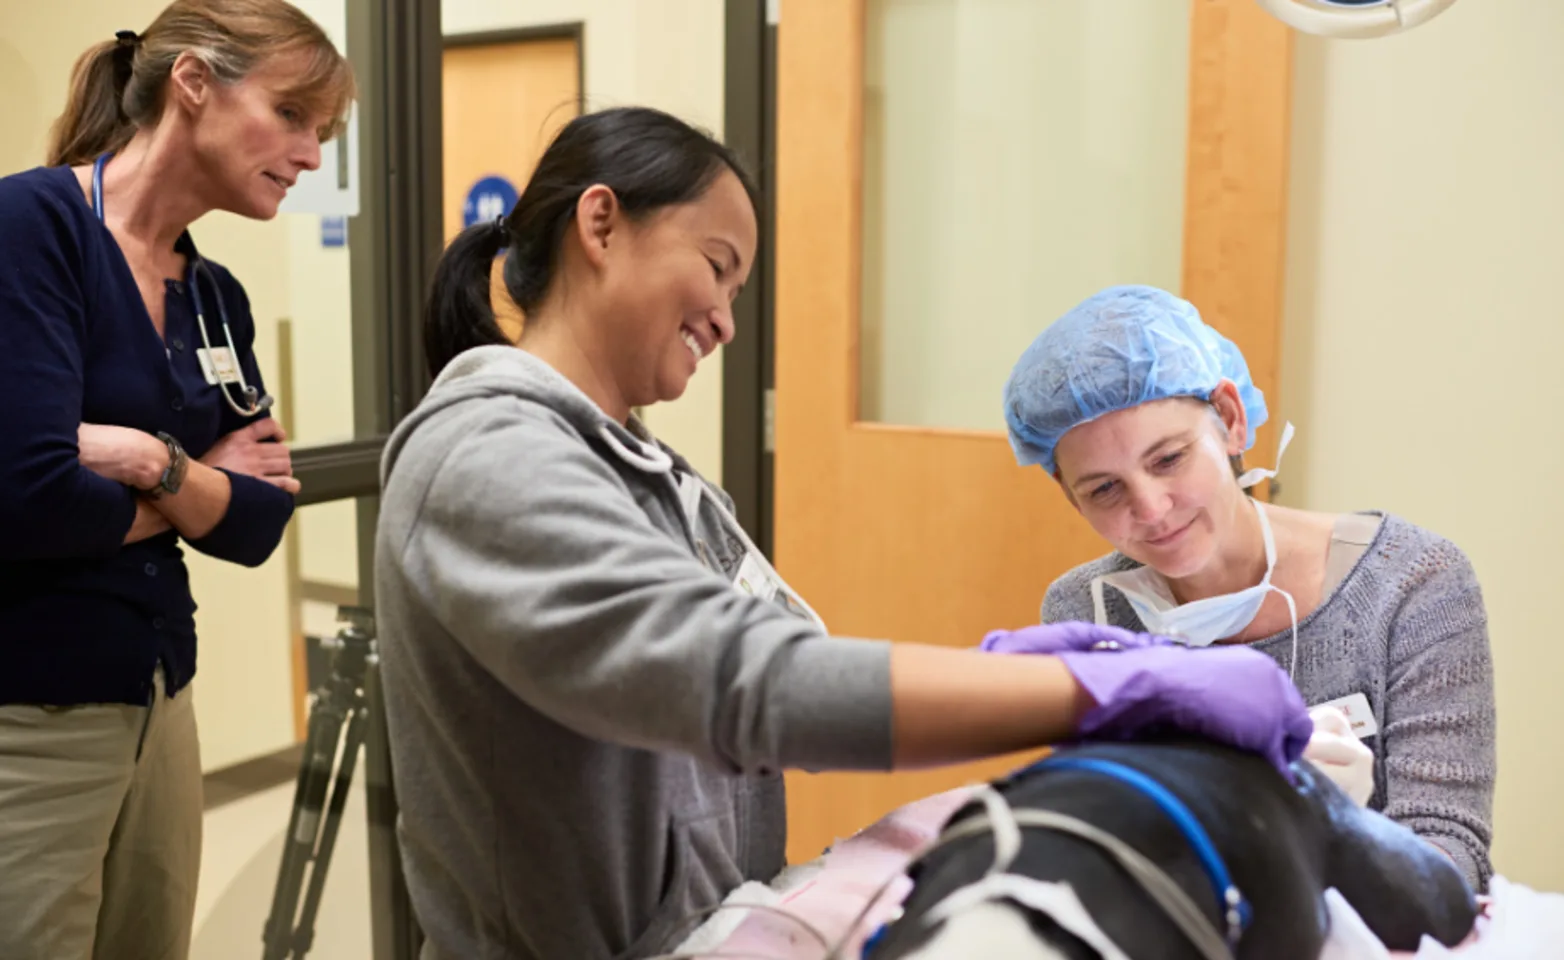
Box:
[276,0,357,217]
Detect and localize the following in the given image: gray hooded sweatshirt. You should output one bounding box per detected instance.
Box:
[375,346,894,960]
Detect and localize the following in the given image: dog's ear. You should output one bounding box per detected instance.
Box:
[1296,760,1478,950]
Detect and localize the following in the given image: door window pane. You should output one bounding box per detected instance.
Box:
[860,0,1191,430]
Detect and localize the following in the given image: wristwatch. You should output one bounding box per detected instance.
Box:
[144,431,189,499]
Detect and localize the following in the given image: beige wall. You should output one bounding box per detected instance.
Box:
[1279,0,1564,887]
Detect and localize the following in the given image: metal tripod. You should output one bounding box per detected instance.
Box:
[261,606,378,960]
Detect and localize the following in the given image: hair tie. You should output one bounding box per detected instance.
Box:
[492,215,508,240]
[111,29,140,84]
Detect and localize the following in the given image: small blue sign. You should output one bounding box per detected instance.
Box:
[320,215,347,248]
[463,175,519,229]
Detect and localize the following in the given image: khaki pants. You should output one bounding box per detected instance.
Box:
[0,668,202,960]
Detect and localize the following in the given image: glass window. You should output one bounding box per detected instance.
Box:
[860,0,1191,431]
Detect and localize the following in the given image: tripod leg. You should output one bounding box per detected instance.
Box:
[285,698,371,959]
[262,702,347,960]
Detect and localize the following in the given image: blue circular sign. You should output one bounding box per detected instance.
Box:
[462,175,519,229]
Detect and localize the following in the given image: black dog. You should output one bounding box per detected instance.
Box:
[867,739,1478,960]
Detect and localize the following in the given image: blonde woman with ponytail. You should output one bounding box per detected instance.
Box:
[0,3,351,957]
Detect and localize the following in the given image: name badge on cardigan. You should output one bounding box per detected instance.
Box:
[196,346,242,386]
[1315,693,1378,740]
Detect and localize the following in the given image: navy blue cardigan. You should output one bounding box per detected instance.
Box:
[0,165,295,706]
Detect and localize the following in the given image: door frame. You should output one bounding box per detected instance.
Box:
[721,0,779,555]
[442,21,586,108]
[345,0,445,956]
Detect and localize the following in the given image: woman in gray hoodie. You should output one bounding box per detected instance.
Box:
[375,106,1314,960]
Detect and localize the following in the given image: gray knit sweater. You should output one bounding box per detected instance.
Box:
[1041,512,1496,889]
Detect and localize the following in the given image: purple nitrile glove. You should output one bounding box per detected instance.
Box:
[1057,644,1315,778]
[979,621,1170,655]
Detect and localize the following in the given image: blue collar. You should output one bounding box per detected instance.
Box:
[1027,755,1251,946]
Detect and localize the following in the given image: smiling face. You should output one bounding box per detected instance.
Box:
[177,50,335,220]
[1053,384,1250,579]
[594,168,759,407]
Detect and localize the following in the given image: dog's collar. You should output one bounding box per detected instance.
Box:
[1026,755,1252,946]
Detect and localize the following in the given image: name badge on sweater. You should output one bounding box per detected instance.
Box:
[733,551,779,602]
[196,346,242,386]
[1315,693,1378,740]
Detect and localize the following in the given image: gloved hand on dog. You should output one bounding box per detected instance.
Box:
[981,623,1314,778]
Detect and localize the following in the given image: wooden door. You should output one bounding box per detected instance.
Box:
[443,32,581,339]
[774,0,1293,863]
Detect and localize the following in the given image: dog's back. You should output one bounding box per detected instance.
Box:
[869,739,1476,960]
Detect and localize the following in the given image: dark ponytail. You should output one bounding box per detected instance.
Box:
[423,106,759,378]
[422,221,511,377]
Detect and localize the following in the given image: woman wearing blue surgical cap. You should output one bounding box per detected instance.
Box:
[995,284,1496,889]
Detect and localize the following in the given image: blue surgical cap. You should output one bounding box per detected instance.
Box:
[1002,285,1268,474]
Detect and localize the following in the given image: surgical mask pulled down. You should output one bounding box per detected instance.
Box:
[1089,426,1299,675]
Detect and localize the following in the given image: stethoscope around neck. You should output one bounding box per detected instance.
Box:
[91,153,274,417]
